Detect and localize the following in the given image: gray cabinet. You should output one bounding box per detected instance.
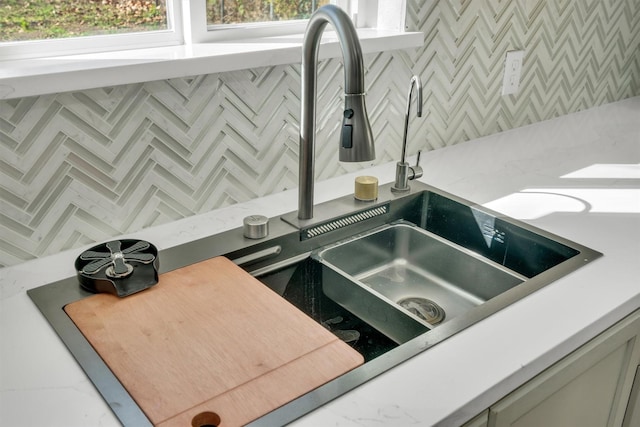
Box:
[463,310,640,427]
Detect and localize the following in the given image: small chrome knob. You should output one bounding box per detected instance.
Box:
[243,215,269,239]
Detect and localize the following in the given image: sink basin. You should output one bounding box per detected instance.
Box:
[256,184,598,356]
[27,181,601,427]
[315,222,524,343]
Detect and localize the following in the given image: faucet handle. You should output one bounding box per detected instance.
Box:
[409,150,423,180]
[392,151,423,193]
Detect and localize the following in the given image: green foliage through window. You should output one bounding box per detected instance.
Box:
[207,0,329,25]
[0,0,167,41]
[0,0,332,42]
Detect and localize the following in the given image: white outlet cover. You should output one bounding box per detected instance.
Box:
[502,50,525,96]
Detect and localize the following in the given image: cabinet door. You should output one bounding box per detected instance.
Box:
[488,311,640,427]
[623,366,640,427]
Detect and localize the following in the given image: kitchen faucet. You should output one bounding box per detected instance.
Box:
[392,75,423,192]
[298,5,375,220]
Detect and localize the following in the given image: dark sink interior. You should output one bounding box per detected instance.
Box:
[423,193,579,278]
[257,258,398,362]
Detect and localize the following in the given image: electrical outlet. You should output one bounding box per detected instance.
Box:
[502,50,525,96]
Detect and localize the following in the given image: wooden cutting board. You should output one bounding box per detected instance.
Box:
[65,256,363,427]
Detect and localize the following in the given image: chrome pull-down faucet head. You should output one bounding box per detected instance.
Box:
[298,5,375,220]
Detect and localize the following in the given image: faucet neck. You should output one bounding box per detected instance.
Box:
[392,75,424,193]
[298,5,374,220]
[302,6,365,95]
[401,75,423,164]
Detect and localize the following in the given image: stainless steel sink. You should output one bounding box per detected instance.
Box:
[316,222,525,343]
[27,181,601,427]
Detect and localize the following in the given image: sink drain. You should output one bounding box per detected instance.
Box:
[397,297,446,325]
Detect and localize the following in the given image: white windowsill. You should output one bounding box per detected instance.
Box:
[0,29,423,100]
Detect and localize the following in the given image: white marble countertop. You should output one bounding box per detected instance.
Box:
[1,97,639,427]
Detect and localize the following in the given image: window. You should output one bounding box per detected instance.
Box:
[185,0,391,43]
[207,0,330,25]
[0,0,171,42]
[1,1,420,99]
[1,1,401,60]
[0,0,183,60]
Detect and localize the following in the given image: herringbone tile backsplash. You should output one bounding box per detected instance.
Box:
[1,0,639,266]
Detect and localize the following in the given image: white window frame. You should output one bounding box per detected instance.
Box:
[186,0,311,43]
[1,1,404,60]
[188,0,407,42]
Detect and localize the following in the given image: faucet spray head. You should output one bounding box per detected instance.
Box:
[340,94,375,162]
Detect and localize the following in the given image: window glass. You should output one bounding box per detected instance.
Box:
[0,0,169,42]
[207,0,330,25]
[0,0,387,60]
